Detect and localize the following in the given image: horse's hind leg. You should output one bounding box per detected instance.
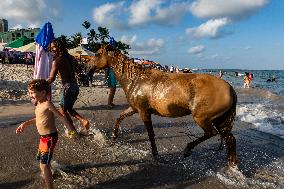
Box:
[112,106,136,139]
[226,134,237,167]
[220,131,237,167]
[184,118,218,157]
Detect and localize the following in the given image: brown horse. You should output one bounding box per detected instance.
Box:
[88,45,238,167]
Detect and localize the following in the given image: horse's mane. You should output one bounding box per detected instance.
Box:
[112,50,153,81]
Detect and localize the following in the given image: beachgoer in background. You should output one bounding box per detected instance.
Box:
[105,67,117,108]
[176,66,180,73]
[164,65,169,72]
[267,75,276,82]
[16,79,76,189]
[244,72,250,88]
[249,73,253,86]
[170,65,174,73]
[47,39,90,135]
[219,70,224,79]
[235,72,239,77]
[87,68,95,86]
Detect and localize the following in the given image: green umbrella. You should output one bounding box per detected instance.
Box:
[5,36,34,48]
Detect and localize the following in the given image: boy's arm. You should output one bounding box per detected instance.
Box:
[16,117,36,134]
[47,102,75,132]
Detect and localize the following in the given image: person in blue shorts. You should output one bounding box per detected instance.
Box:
[47,39,90,135]
[105,67,117,108]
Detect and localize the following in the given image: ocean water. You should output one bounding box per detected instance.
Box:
[196,69,284,139]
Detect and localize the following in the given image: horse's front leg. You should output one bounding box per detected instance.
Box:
[112,106,137,139]
[139,111,158,158]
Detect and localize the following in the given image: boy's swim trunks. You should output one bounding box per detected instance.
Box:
[36,132,58,164]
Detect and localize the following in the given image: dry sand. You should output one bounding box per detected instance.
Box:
[0,64,284,189]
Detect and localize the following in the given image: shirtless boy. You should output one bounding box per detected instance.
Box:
[16,79,76,189]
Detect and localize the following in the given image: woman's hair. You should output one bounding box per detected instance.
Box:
[28,79,50,93]
[51,38,68,56]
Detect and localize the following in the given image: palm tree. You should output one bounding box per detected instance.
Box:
[70,32,82,47]
[98,27,110,44]
[116,41,130,54]
[81,20,130,53]
[82,21,91,30]
[57,35,72,48]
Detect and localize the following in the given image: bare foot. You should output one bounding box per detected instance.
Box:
[80,119,90,135]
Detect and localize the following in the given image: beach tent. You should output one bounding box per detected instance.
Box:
[14,42,36,53]
[142,60,154,65]
[68,46,96,58]
[0,43,6,51]
[5,36,34,48]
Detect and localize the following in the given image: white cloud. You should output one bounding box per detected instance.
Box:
[186,18,231,39]
[93,0,191,29]
[188,45,205,54]
[120,35,165,56]
[0,0,62,28]
[93,2,128,30]
[129,0,162,26]
[190,0,269,21]
[129,0,191,26]
[11,24,23,30]
[185,0,269,40]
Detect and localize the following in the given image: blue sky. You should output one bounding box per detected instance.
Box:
[1,0,283,70]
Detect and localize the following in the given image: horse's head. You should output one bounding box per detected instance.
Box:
[87,44,117,71]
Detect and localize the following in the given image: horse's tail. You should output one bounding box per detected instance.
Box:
[213,86,237,136]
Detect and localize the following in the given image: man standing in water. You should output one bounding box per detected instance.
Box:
[47,39,90,135]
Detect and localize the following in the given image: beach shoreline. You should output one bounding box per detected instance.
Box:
[0,65,284,189]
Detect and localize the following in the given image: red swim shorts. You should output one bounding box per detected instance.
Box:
[36,132,58,164]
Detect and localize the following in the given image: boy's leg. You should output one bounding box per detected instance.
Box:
[68,109,90,134]
[40,163,54,189]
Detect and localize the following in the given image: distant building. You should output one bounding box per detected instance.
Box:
[0,18,39,43]
[0,19,8,32]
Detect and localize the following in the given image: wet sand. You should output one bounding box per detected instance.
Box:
[0,65,284,188]
[1,86,284,189]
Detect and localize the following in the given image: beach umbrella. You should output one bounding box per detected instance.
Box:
[142,60,154,65]
[34,22,54,79]
[14,42,36,53]
[5,36,33,48]
[68,46,96,57]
